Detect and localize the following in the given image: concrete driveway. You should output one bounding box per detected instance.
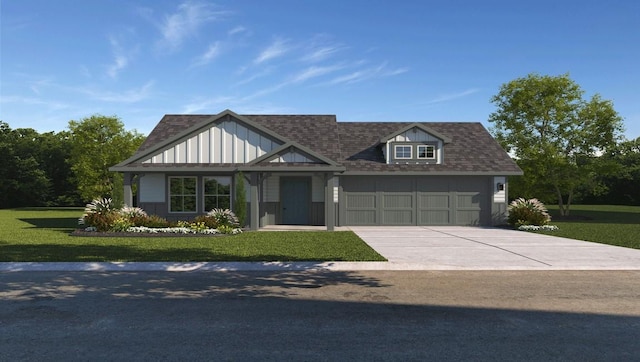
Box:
[348,226,640,270]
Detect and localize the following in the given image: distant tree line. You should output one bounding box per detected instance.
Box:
[0,115,143,209]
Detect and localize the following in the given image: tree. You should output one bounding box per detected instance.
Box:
[580,137,640,205]
[489,73,624,215]
[68,115,144,204]
[0,122,53,208]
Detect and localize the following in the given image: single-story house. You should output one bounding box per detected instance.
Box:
[110,109,522,230]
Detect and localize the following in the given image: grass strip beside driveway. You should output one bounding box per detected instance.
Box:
[0,209,386,262]
[541,205,640,250]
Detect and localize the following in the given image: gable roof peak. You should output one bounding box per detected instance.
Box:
[379,122,452,144]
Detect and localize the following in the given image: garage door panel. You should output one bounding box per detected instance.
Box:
[346,210,376,225]
[345,192,377,224]
[342,176,489,226]
[456,210,481,225]
[419,210,450,224]
[457,193,481,208]
[419,194,449,208]
[418,193,450,225]
[382,210,413,225]
[346,194,376,208]
[384,194,413,208]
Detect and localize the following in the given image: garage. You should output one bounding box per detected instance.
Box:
[340,176,491,226]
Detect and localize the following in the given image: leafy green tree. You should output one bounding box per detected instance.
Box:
[489,73,624,215]
[580,137,640,205]
[0,122,53,208]
[68,115,144,204]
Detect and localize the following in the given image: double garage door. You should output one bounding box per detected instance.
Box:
[341,176,490,226]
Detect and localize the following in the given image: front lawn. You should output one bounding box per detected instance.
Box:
[0,209,386,262]
[540,205,640,250]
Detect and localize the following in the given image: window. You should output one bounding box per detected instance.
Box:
[204,177,231,211]
[394,145,412,159]
[417,145,436,159]
[169,177,197,212]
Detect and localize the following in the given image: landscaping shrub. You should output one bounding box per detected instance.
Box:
[507,198,551,227]
[78,198,241,234]
[110,216,133,232]
[79,198,120,232]
[82,212,119,232]
[193,214,220,229]
[135,214,172,228]
[206,208,240,228]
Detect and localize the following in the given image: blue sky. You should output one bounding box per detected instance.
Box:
[2,0,639,140]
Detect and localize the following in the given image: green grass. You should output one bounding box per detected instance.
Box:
[0,209,386,262]
[540,204,640,249]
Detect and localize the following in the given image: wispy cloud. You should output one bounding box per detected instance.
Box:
[107,53,128,79]
[158,1,227,51]
[327,62,406,85]
[254,37,290,64]
[106,33,139,79]
[427,88,480,104]
[243,64,344,100]
[291,64,344,83]
[83,81,155,103]
[236,67,274,86]
[27,77,55,95]
[191,41,221,67]
[228,26,246,36]
[301,45,344,63]
[0,95,69,110]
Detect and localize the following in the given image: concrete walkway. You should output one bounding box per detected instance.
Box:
[1,226,639,272]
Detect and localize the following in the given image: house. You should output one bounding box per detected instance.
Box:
[110,109,522,230]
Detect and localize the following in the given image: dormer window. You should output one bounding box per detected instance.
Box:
[389,143,439,163]
[394,145,412,159]
[381,124,450,165]
[417,145,435,159]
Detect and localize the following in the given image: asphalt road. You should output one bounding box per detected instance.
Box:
[1,271,639,361]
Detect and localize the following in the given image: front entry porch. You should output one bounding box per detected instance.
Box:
[249,172,336,231]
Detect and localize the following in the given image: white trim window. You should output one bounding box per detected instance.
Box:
[417,145,436,159]
[169,176,197,212]
[394,145,412,159]
[204,176,232,211]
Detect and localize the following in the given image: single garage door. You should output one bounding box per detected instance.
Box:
[341,176,490,226]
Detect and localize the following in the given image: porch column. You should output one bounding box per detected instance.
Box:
[123,172,133,207]
[250,172,259,231]
[325,173,335,231]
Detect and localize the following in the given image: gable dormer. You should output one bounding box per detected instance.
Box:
[379,123,451,165]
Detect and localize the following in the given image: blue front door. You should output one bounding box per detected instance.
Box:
[281,178,311,225]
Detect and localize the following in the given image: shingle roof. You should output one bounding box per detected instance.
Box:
[126,112,521,175]
[337,122,522,173]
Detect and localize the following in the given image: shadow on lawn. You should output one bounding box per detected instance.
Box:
[19,217,79,233]
[0,242,374,263]
[549,209,640,224]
